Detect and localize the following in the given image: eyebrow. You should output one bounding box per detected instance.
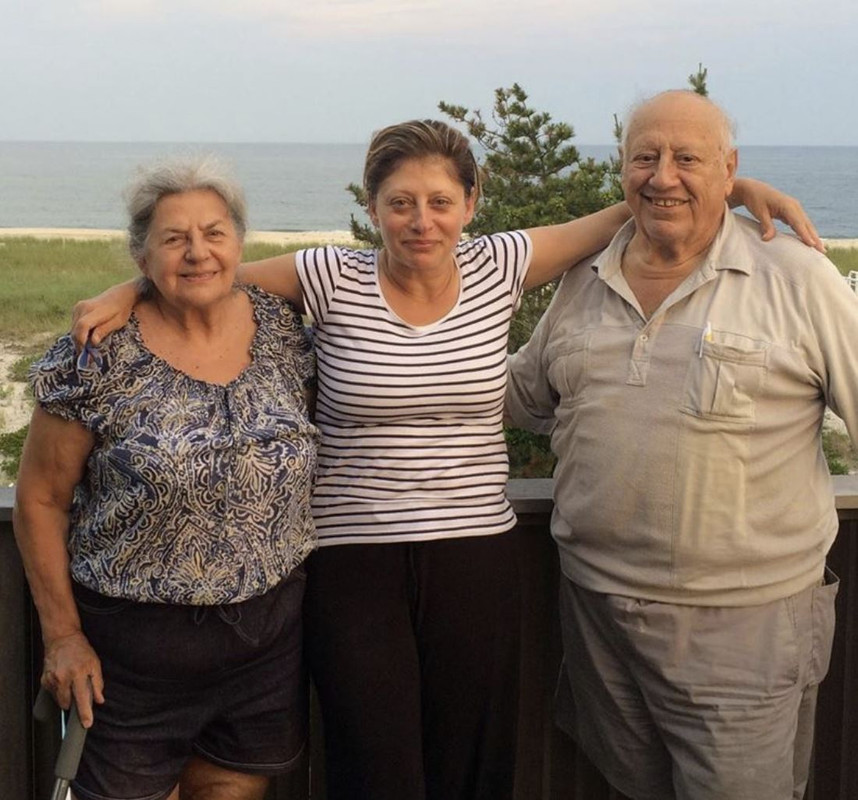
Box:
[159,218,228,234]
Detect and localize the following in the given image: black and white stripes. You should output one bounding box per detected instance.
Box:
[295,231,532,546]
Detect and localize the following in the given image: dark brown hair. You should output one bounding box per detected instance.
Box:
[363,119,481,202]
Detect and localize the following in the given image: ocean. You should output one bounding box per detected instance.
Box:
[1,142,857,238]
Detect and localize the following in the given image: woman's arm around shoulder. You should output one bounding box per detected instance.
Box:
[523,202,631,290]
[729,177,823,251]
[13,407,104,726]
[71,251,305,350]
[236,251,303,308]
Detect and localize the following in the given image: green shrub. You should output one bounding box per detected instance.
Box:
[505,427,556,479]
[0,425,28,482]
[823,427,858,476]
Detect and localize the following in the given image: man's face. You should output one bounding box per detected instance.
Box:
[621,92,738,254]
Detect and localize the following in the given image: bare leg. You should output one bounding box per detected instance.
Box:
[178,756,269,800]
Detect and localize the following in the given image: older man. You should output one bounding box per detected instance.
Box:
[506,90,858,800]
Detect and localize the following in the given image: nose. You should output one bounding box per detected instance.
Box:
[184,232,209,262]
[649,155,679,189]
[408,202,432,232]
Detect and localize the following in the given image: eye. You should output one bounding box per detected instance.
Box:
[163,234,184,246]
[632,153,657,166]
[207,228,225,239]
[676,154,699,166]
[431,197,453,208]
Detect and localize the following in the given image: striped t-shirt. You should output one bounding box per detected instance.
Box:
[295,231,533,547]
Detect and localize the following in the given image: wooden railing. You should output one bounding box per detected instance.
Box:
[3,477,857,800]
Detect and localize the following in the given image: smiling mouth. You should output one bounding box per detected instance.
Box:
[180,272,217,281]
[646,197,689,208]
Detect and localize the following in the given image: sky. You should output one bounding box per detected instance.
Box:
[3,0,857,146]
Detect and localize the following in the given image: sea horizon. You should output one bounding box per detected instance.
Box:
[2,142,857,237]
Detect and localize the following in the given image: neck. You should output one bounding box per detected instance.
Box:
[148,290,238,339]
[623,236,708,282]
[380,250,458,302]
[621,237,710,318]
[378,250,460,326]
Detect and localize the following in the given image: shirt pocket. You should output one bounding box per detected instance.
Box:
[681,336,769,424]
[545,331,590,403]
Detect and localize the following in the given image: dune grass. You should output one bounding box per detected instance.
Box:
[0,237,333,343]
[0,236,856,481]
[829,246,858,276]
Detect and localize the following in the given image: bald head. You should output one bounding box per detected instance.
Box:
[622,91,735,160]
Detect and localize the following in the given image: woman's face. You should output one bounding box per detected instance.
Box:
[368,156,475,274]
[139,189,243,309]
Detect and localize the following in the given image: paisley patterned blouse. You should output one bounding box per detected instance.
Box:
[31,285,319,605]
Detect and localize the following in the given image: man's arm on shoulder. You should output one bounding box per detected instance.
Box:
[504,274,574,433]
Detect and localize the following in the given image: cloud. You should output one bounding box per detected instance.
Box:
[72,0,587,36]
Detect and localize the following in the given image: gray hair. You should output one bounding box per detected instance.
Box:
[125,156,248,261]
[621,90,736,157]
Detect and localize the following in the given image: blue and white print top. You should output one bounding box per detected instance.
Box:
[31,285,319,605]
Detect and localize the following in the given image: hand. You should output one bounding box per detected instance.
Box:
[41,631,105,728]
[70,279,142,351]
[730,177,824,252]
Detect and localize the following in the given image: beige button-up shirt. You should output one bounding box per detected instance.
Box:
[506,210,858,605]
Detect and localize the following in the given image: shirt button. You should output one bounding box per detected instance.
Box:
[639,334,649,342]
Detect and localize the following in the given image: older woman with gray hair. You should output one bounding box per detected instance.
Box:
[13,157,319,800]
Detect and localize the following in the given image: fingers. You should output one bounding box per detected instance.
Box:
[70,304,96,351]
[42,632,104,728]
[803,223,825,252]
[91,668,106,706]
[42,671,73,712]
[757,211,775,242]
[786,216,824,251]
[773,197,824,251]
[71,674,97,728]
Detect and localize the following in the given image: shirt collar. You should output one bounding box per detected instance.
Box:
[593,205,755,281]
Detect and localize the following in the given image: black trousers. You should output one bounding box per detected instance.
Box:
[303,531,522,800]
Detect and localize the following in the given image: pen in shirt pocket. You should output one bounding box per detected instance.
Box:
[698,321,712,358]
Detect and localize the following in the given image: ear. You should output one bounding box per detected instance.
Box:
[136,256,149,277]
[618,146,630,182]
[724,148,738,195]
[463,189,476,226]
[368,198,380,227]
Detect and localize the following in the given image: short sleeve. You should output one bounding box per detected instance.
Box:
[461,231,533,310]
[29,335,109,430]
[247,287,316,387]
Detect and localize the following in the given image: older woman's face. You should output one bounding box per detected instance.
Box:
[139,189,243,309]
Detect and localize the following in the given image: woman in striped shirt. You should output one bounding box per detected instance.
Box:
[73,121,818,800]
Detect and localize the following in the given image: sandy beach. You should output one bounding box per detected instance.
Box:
[0,227,855,249]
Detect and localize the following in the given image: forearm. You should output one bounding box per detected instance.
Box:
[13,502,81,644]
[559,201,632,256]
[524,202,631,289]
[727,177,822,250]
[727,177,763,209]
[237,252,303,307]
